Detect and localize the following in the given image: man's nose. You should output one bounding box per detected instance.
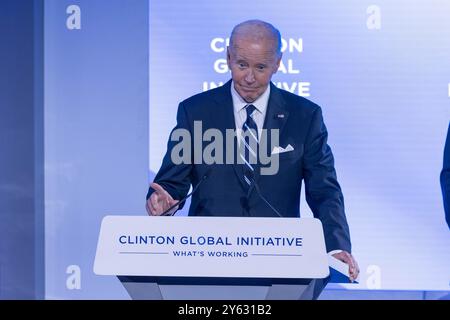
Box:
[244,69,255,83]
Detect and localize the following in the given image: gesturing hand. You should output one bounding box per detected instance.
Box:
[146,183,179,216]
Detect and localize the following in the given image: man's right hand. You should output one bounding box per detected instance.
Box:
[146,183,179,216]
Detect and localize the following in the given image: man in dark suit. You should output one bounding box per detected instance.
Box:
[440,123,450,229]
[146,20,359,282]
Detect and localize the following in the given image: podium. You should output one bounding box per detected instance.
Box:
[94,216,347,300]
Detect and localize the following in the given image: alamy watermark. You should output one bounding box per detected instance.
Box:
[170,121,280,176]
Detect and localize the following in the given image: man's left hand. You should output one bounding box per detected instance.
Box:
[332,251,360,282]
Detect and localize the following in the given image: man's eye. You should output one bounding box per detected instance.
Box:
[239,63,246,68]
[257,65,265,70]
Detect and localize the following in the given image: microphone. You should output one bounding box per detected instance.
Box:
[160,169,211,216]
[250,177,283,218]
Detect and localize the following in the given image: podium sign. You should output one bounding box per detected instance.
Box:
[94,216,329,279]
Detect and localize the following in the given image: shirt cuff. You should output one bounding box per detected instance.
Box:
[328,249,343,256]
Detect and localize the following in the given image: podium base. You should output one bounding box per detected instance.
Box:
[118,276,329,300]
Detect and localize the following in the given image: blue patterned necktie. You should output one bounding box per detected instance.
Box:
[240,104,259,187]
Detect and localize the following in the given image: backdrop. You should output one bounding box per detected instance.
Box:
[45,0,449,299]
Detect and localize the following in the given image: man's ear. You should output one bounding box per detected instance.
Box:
[226,47,231,68]
[274,53,283,73]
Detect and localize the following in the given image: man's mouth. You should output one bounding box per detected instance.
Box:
[240,86,257,91]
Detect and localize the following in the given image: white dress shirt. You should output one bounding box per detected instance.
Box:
[231,81,270,143]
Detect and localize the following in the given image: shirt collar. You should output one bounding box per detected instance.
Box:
[231,81,270,115]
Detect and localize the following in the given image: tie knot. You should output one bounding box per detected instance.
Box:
[246,104,256,118]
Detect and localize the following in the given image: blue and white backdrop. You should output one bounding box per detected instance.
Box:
[45,0,449,298]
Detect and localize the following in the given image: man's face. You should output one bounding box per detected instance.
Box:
[227,37,282,103]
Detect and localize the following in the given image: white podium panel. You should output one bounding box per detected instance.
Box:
[94,216,329,279]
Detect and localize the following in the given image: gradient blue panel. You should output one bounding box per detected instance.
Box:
[150,0,450,290]
[0,0,43,299]
[45,0,148,298]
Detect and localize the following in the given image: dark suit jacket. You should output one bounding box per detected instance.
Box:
[148,80,351,252]
[440,123,450,228]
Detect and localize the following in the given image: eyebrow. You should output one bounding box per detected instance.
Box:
[236,59,268,66]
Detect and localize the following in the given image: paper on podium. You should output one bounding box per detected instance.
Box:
[328,255,359,284]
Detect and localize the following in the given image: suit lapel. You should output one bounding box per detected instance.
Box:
[250,83,289,194]
[212,81,249,191]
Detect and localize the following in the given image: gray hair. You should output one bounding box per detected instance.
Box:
[230,20,282,57]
